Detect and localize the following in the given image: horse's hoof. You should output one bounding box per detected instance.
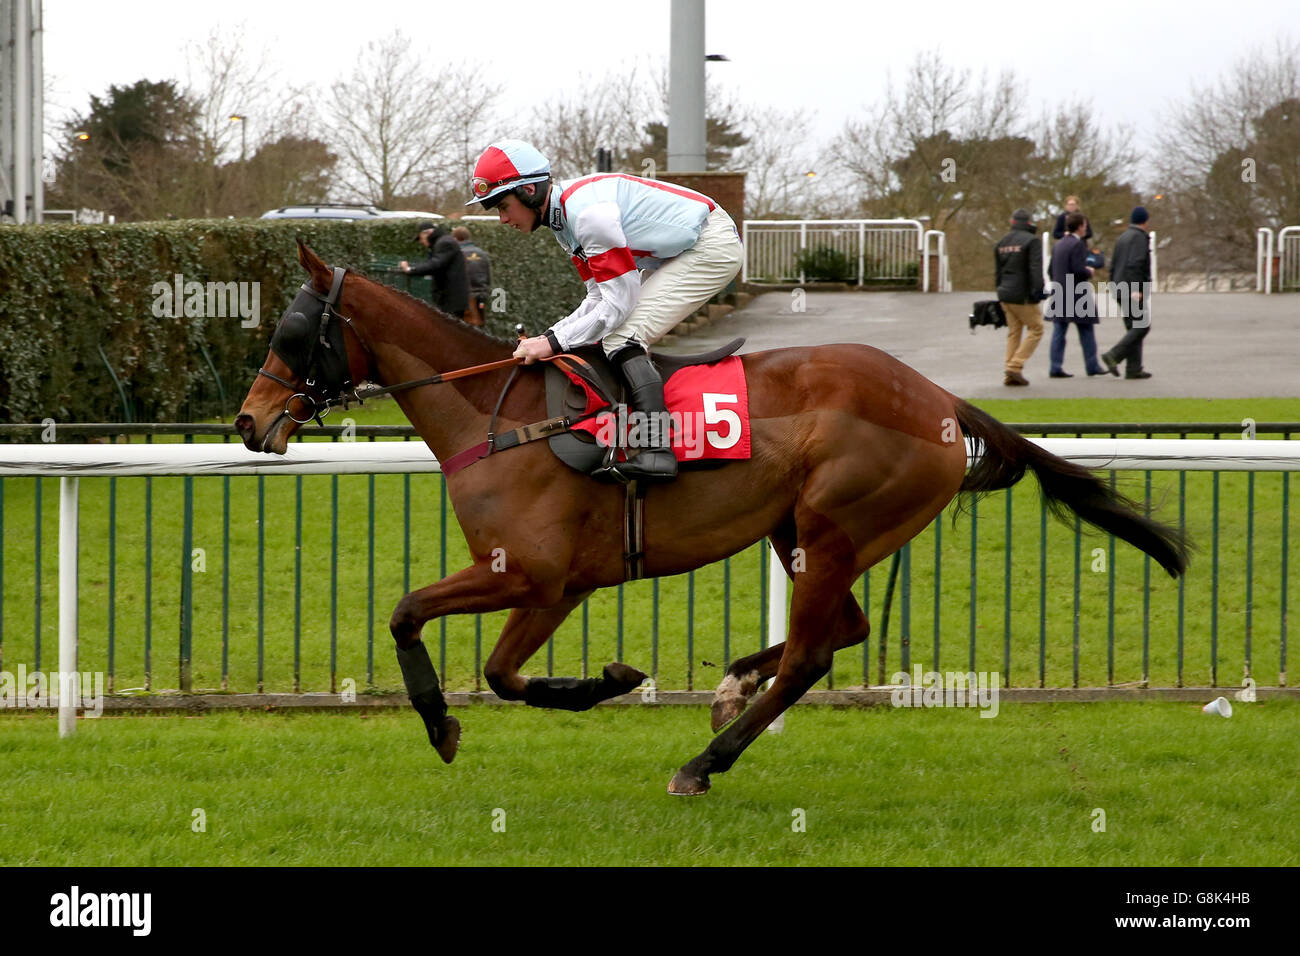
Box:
[433,716,460,764]
[603,662,649,695]
[667,768,711,796]
[710,695,747,732]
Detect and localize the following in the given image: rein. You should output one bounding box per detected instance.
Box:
[258,269,526,426]
[259,270,605,470]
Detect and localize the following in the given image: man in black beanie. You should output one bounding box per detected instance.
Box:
[1100,206,1153,379]
[401,220,470,319]
[994,207,1045,386]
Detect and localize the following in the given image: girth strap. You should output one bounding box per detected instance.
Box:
[624,481,646,581]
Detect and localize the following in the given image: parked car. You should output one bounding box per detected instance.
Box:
[259,204,444,221]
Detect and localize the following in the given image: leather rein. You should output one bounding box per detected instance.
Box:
[256,269,603,471]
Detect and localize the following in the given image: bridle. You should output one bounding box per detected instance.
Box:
[257,266,527,436]
[257,266,361,429]
[254,264,619,476]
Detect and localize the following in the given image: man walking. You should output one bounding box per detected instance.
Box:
[1046,213,1105,377]
[1100,206,1153,380]
[994,208,1045,386]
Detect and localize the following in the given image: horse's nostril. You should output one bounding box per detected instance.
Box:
[234,414,255,436]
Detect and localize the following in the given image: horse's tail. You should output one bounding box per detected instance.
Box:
[953,399,1190,578]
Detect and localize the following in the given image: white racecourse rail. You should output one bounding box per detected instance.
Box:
[4,438,1299,736]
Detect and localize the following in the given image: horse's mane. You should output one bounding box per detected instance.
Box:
[337,265,538,416]
[346,266,514,353]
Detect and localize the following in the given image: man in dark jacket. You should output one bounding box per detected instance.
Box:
[452,225,491,327]
[401,221,469,318]
[1045,213,1105,377]
[1099,206,1153,379]
[994,208,1045,386]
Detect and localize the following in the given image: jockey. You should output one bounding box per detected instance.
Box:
[467,139,743,482]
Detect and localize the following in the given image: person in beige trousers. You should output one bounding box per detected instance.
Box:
[993,208,1045,386]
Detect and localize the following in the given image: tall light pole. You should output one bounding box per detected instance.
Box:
[667,0,705,173]
[71,130,88,222]
[2,0,44,222]
[228,114,247,162]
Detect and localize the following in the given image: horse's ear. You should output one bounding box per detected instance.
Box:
[296,238,332,290]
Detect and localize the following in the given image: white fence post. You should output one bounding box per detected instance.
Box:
[766,541,786,734]
[741,218,750,283]
[923,230,947,293]
[857,222,865,287]
[798,221,807,285]
[1256,227,1275,294]
[58,476,78,738]
[1149,230,1159,295]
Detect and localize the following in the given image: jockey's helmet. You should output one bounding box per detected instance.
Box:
[467,140,551,210]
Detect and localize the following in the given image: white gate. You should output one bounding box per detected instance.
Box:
[1279,226,1300,292]
[742,219,941,290]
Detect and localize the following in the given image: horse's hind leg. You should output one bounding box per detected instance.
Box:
[711,525,870,731]
[672,515,859,794]
[484,593,649,711]
[711,592,870,731]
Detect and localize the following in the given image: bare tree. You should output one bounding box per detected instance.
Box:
[184,26,282,164]
[836,50,1027,221]
[526,68,655,178]
[321,32,501,207]
[169,26,336,217]
[1154,37,1300,272]
[728,106,826,218]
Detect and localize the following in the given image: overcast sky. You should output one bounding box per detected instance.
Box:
[42,0,1299,190]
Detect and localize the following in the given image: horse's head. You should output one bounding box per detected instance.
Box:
[235,241,372,453]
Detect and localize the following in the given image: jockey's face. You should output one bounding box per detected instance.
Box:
[494,186,545,233]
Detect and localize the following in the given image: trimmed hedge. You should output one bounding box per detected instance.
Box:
[0,218,581,423]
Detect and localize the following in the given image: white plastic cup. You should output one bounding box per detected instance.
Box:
[1202,696,1233,718]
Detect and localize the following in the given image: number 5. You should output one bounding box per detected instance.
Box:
[703,393,740,449]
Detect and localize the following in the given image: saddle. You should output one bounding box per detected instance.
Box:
[544,338,746,479]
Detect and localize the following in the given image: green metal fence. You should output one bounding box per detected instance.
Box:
[0,422,1294,694]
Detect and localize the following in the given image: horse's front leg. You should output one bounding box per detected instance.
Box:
[484,592,648,711]
[389,562,538,764]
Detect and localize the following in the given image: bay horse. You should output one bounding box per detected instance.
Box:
[235,241,1189,795]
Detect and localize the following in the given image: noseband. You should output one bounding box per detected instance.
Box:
[258,266,361,429]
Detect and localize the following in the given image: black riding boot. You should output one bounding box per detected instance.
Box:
[611,346,678,482]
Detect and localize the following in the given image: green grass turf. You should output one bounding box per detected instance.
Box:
[0,702,1294,866]
[1,397,1296,694]
[972,396,1300,426]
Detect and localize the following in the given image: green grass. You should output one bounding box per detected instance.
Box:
[0,703,1295,866]
[973,397,1300,426]
[0,397,1297,694]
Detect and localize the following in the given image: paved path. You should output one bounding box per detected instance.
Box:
[658,291,1300,400]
